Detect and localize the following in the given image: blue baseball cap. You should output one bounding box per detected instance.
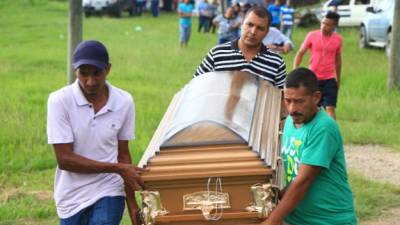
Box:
[72,40,109,70]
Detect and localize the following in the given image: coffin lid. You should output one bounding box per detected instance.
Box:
[139,71,282,173]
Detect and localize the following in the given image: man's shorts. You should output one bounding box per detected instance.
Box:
[318,78,338,107]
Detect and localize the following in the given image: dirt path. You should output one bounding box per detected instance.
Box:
[346,145,400,186]
[345,145,400,225]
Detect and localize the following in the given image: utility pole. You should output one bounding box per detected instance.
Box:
[388,0,400,90]
[67,0,83,84]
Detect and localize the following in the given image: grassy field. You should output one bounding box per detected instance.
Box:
[0,0,400,224]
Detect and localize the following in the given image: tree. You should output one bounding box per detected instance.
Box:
[67,0,83,84]
[388,0,400,89]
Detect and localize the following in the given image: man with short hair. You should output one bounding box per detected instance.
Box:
[260,68,356,225]
[47,40,144,225]
[293,11,342,119]
[194,6,286,89]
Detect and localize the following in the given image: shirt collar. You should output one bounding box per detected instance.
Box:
[231,38,269,54]
[72,80,116,112]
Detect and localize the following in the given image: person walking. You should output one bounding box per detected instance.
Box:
[293,11,342,119]
[178,0,194,47]
[47,40,144,225]
[198,0,212,33]
[267,0,282,29]
[212,7,242,44]
[280,0,295,40]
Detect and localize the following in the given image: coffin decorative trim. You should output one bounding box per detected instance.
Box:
[245,183,280,219]
[141,191,169,225]
[183,191,230,220]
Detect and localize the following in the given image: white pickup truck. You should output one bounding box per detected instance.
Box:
[319,0,381,26]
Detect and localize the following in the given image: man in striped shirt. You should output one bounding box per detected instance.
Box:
[194,6,287,89]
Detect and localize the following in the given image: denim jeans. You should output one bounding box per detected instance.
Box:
[151,0,159,17]
[180,24,191,44]
[282,25,293,40]
[60,196,125,225]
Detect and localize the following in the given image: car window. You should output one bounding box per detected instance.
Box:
[355,0,370,5]
[376,0,394,11]
[339,0,350,5]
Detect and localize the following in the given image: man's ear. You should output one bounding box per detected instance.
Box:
[105,63,112,76]
[313,91,321,105]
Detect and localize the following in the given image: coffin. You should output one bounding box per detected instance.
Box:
[139,71,284,225]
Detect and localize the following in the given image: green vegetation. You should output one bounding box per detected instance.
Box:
[0,0,399,224]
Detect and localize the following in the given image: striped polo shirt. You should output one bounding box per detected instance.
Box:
[194,39,287,88]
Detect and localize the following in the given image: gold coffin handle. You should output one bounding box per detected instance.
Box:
[245,183,280,219]
[140,190,169,225]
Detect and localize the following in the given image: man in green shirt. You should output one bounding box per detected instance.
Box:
[261,68,356,225]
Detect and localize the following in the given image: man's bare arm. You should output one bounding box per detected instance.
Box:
[260,164,321,225]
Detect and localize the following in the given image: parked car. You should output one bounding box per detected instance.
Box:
[83,0,134,17]
[320,0,381,26]
[359,0,394,56]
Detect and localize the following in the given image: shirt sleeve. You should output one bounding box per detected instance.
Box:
[301,32,313,49]
[193,49,215,77]
[336,35,343,54]
[118,95,135,141]
[47,93,74,144]
[274,59,287,89]
[300,126,338,169]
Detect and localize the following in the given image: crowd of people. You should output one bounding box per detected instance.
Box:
[46,1,354,225]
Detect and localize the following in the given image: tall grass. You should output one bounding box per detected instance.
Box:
[0,0,399,224]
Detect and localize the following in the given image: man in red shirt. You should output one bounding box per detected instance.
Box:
[293,11,341,119]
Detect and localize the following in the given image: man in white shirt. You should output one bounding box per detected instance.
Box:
[47,40,143,225]
[262,26,294,54]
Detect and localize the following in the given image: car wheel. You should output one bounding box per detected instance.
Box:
[359,26,369,49]
[84,11,92,17]
[385,31,392,57]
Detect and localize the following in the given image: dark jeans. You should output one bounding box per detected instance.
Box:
[59,196,125,225]
[151,0,159,17]
[135,1,145,16]
[198,15,210,33]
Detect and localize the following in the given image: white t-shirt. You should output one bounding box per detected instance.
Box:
[262,27,294,48]
[47,80,135,218]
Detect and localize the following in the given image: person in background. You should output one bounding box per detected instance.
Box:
[47,40,144,225]
[195,6,286,89]
[232,3,244,37]
[135,0,146,16]
[293,11,342,119]
[151,0,160,17]
[208,0,219,33]
[213,6,241,44]
[280,0,295,40]
[198,0,212,33]
[259,68,356,225]
[262,26,294,54]
[178,0,194,47]
[267,0,282,29]
[328,0,343,12]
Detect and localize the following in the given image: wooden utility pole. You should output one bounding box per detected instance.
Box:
[67,0,83,84]
[388,0,400,89]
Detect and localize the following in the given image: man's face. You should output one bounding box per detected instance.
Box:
[240,12,269,48]
[75,64,110,97]
[284,86,321,125]
[321,18,336,35]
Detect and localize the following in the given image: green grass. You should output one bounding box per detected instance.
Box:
[0,0,400,224]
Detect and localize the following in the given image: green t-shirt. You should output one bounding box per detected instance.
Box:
[281,110,356,225]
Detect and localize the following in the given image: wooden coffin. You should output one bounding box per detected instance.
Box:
[139,71,283,225]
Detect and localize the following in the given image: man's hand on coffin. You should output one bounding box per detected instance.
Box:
[259,164,321,225]
[119,164,147,190]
